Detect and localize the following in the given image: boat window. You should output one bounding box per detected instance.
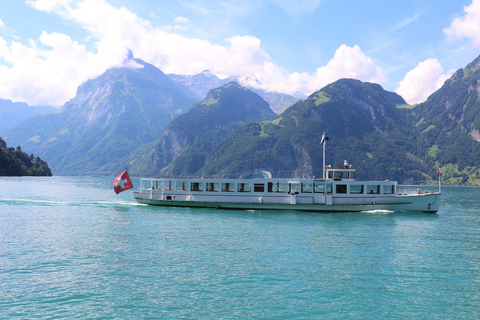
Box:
[367,185,380,194]
[159,180,168,190]
[334,171,345,179]
[267,182,274,192]
[383,185,395,194]
[314,182,325,193]
[237,183,251,192]
[326,183,332,194]
[275,182,287,193]
[206,182,219,192]
[301,183,313,193]
[350,184,364,194]
[336,184,347,194]
[191,182,203,192]
[144,180,155,190]
[222,182,236,192]
[289,183,300,194]
[254,183,265,192]
[176,181,187,191]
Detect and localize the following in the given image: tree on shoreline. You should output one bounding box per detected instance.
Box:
[0,137,52,176]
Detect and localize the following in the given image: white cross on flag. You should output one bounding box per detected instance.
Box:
[113,170,133,194]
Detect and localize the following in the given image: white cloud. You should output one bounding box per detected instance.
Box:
[0,18,5,29]
[216,43,386,97]
[395,58,452,104]
[0,31,106,106]
[270,44,385,95]
[444,0,480,46]
[26,0,71,14]
[174,17,189,24]
[0,0,386,106]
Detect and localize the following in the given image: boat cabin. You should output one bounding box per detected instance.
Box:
[325,167,356,180]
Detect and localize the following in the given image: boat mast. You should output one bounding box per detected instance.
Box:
[321,132,326,179]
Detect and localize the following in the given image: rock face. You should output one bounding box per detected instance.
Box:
[130,82,277,177]
[4,56,196,175]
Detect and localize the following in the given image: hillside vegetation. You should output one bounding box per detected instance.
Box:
[0,137,52,176]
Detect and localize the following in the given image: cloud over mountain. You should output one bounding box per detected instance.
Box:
[396,59,453,104]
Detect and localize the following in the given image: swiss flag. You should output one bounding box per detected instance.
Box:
[113,170,133,194]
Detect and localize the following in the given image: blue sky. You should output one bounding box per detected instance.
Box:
[0,0,479,106]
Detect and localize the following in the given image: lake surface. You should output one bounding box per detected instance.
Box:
[1,176,479,319]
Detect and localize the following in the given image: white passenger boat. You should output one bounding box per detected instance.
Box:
[133,165,441,213]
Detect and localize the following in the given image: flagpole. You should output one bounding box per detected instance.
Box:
[438,170,441,193]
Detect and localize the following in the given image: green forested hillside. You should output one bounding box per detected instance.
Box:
[130,82,276,177]
[0,137,52,176]
[200,79,429,182]
[412,55,480,184]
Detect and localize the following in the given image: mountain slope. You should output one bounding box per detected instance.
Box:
[200,79,425,181]
[130,82,276,177]
[412,54,480,184]
[4,56,195,175]
[0,100,54,134]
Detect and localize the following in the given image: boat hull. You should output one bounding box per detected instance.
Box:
[134,192,441,213]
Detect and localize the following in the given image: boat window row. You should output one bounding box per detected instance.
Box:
[327,170,356,180]
[334,184,395,195]
[142,180,395,195]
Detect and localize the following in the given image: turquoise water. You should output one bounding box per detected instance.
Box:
[1,176,479,319]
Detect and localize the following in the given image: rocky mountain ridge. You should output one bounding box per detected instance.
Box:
[4,55,196,175]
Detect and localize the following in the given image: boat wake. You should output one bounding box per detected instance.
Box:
[0,197,141,207]
[360,209,394,214]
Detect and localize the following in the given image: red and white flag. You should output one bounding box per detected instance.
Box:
[113,170,133,194]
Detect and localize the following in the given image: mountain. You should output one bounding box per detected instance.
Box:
[168,71,300,114]
[0,137,51,176]
[168,70,232,99]
[130,82,277,177]
[250,89,301,114]
[4,55,196,175]
[412,55,480,184]
[0,100,54,134]
[199,79,426,181]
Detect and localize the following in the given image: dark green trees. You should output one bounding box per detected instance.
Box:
[0,137,52,176]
